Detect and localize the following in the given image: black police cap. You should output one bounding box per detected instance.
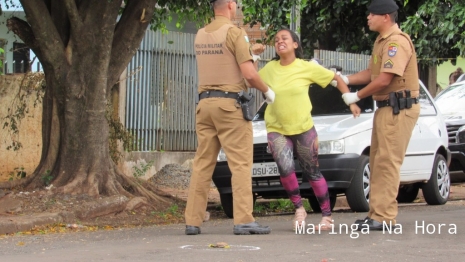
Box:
[368,0,398,15]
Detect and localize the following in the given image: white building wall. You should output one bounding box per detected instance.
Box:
[0,11,30,74]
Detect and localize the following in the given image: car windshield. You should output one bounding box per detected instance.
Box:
[253,84,374,121]
[434,82,465,113]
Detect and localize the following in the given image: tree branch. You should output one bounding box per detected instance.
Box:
[19,0,68,73]
[62,0,83,38]
[6,17,43,61]
[107,0,158,92]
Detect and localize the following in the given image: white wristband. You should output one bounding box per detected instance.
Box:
[252,54,260,62]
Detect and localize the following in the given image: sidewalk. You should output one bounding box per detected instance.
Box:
[1,183,464,235]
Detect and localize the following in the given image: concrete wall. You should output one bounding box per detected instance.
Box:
[122,151,195,180]
[0,74,194,182]
[437,57,465,90]
[0,74,43,181]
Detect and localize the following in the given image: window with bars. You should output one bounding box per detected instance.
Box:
[13,42,30,73]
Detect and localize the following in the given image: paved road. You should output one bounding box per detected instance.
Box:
[0,200,464,262]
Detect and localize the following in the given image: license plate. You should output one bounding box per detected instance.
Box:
[252,162,279,177]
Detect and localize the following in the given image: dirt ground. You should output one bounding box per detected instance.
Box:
[0,185,225,231]
[1,180,464,234]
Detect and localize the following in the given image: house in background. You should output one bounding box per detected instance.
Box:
[0,11,32,74]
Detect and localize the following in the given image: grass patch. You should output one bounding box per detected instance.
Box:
[253,198,311,214]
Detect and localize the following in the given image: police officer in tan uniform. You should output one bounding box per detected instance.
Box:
[340,0,420,230]
[185,0,274,235]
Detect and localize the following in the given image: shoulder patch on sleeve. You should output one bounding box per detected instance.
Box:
[388,43,398,57]
[384,59,394,68]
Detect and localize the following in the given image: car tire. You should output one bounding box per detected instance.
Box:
[308,195,336,213]
[397,184,420,203]
[422,154,450,205]
[345,155,370,212]
[219,193,257,218]
[219,193,234,218]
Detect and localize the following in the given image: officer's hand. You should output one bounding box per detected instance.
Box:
[330,72,350,87]
[251,43,266,55]
[264,88,275,104]
[349,103,361,118]
[342,92,360,106]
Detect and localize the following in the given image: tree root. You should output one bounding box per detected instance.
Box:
[75,195,129,219]
[0,175,36,190]
[115,170,174,210]
[1,153,179,220]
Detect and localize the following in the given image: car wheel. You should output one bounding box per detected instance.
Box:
[422,154,450,205]
[219,193,257,218]
[397,184,420,203]
[345,155,370,212]
[308,195,336,213]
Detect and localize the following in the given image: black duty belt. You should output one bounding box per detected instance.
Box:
[199,90,239,100]
[376,97,419,108]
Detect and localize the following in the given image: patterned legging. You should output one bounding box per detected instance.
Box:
[267,127,331,217]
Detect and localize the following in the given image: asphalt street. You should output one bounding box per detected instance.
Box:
[0,200,464,262]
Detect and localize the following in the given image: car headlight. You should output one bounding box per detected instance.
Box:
[217,148,227,162]
[457,126,465,143]
[319,140,344,154]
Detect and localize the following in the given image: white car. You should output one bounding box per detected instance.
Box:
[212,81,451,217]
[434,78,465,173]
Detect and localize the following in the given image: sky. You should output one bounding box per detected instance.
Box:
[2,0,22,10]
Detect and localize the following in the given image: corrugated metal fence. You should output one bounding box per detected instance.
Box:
[125,30,370,152]
[125,31,198,151]
[314,49,370,75]
[125,30,275,152]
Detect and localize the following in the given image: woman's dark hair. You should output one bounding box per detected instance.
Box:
[449,67,464,84]
[271,27,304,61]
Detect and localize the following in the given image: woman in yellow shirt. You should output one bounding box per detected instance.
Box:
[258,28,360,230]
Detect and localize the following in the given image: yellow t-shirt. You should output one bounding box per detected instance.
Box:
[258,59,335,135]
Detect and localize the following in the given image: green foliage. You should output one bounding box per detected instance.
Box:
[242,0,303,45]
[8,167,26,181]
[167,203,179,214]
[150,203,183,219]
[242,0,465,65]
[41,170,53,186]
[2,73,45,151]
[300,0,375,57]
[147,0,214,32]
[254,199,310,214]
[401,1,465,65]
[253,202,266,213]
[132,160,154,179]
[106,103,134,164]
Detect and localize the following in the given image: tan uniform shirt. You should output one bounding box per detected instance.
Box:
[195,16,253,93]
[370,24,419,101]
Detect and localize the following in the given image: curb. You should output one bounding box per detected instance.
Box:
[0,213,64,235]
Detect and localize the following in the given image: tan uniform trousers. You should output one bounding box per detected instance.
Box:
[368,103,420,224]
[185,97,255,226]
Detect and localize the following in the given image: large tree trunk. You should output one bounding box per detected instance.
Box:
[1,0,170,207]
